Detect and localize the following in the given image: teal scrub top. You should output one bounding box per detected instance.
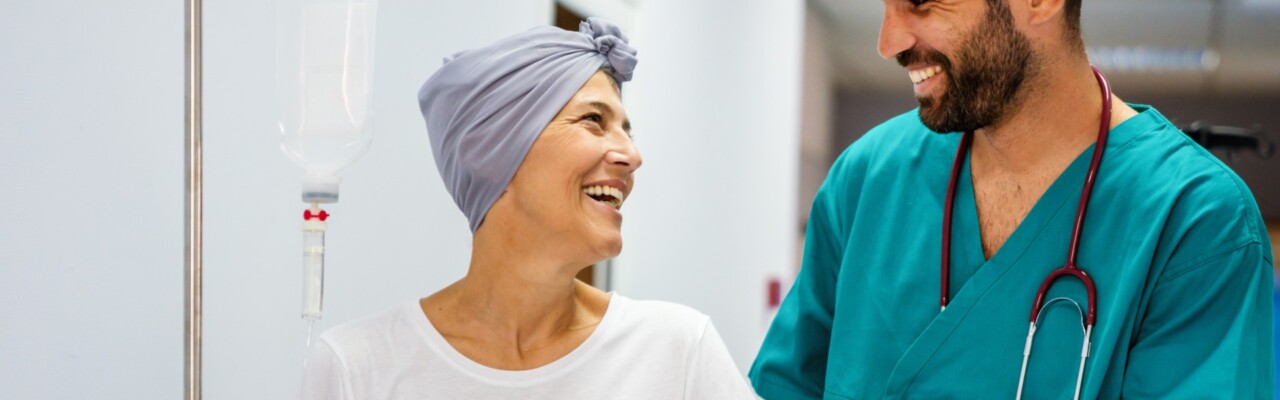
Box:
[750,105,1275,399]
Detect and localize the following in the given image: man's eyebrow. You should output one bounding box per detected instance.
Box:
[585,101,631,133]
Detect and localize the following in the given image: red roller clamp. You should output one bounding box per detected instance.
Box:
[303,209,330,221]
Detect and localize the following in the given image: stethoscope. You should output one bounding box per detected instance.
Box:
[940,66,1111,400]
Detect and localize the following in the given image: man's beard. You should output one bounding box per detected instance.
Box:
[898,1,1035,134]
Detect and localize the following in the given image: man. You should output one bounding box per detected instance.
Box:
[750,0,1275,398]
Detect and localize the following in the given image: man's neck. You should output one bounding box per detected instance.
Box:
[964,57,1139,258]
[971,58,1120,177]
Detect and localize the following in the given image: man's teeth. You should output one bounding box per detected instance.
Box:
[910,66,943,84]
[583,185,625,208]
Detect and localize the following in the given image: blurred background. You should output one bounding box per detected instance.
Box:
[1,0,1276,398]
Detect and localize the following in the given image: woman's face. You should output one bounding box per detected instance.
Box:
[490,71,641,263]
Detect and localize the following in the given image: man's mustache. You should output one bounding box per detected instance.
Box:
[896,47,951,71]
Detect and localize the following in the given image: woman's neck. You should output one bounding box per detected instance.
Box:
[420,227,610,369]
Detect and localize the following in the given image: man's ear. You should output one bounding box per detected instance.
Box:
[1024,0,1067,28]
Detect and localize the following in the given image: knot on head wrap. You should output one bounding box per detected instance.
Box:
[580,18,637,82]
[418,18,638,232]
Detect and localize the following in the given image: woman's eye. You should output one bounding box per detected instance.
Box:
[910,0,931,7]
[582,113,604,125]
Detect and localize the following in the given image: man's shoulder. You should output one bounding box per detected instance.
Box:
[1114,106,1259,221]
[1109,106,1269,269]
[824,108,951,187]
[842,108,935,159]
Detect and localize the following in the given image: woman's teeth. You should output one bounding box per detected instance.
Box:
[583,185,625,209]
[910,66,943,84]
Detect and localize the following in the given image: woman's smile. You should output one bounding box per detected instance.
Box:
[582,178,628,209]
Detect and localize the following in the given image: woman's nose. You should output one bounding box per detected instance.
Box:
[606,136,642,172]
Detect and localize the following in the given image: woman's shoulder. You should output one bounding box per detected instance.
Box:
[315,302,426,362]
[607,294,712,345]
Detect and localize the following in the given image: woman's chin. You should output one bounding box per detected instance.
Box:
[589,233,623,260]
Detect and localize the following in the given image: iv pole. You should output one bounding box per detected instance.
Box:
[184,0,203,397]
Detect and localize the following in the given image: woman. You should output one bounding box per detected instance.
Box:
[302,18,755,399]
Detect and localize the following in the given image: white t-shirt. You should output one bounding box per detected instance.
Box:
[301,293,758,399]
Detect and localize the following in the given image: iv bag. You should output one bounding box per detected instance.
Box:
[276,0,378,203]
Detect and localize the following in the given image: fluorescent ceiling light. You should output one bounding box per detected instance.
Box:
[1086,47,1220,72]
[1243,0,1280,8]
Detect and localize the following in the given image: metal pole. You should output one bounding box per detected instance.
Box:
[184,0,203,397]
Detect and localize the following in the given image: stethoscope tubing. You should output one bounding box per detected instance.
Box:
[940,66,1114,399]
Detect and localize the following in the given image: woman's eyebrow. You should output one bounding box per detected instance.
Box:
[585,101,614,115]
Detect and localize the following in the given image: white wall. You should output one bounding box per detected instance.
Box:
[619,0,806,373]
[0,1,184,398]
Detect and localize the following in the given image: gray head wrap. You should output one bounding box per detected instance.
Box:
[418,18,637,232]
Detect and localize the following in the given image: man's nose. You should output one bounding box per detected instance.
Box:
[878,5,916,60]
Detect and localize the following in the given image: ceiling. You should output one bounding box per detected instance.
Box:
[811,0,1280,95]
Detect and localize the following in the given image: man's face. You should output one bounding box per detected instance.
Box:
[879,0,1035,133]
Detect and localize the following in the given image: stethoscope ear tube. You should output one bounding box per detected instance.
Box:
[1014,325,1093,400]
[1017,297,1092,400]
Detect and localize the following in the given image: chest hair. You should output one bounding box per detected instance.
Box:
[972,169,1058,259]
